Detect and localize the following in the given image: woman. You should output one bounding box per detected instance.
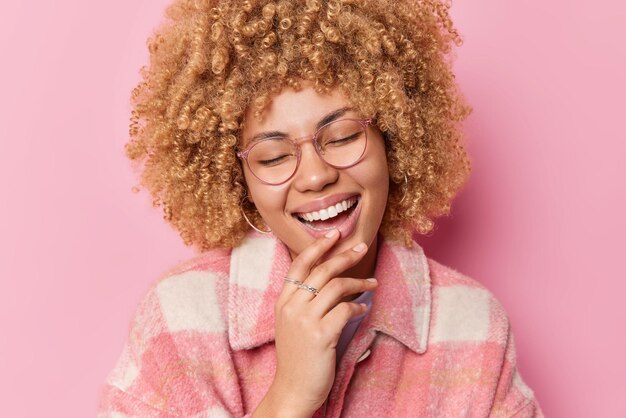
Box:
[99,0,543,416]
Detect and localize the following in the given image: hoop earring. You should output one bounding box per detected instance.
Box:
[398,174,409,204]
[240,196,271,234]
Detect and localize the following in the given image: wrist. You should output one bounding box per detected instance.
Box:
[252,382,315,418]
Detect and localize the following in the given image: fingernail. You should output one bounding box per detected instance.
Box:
[352,242,367,252]
[325,229,338,238]
[366,278,377,282]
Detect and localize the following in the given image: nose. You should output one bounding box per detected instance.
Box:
[292,141,339,192]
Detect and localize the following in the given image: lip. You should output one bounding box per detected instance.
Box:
[290,192,360,215]
[294,196,362,239]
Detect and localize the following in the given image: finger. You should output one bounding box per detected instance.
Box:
[308,277,378,318]
[278,228,341,301]
[320,300,371,340]
[292,241,369,303]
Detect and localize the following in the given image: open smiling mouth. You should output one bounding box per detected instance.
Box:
[293,196,360,231]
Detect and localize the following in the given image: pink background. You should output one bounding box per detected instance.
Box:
[1,0,624,416]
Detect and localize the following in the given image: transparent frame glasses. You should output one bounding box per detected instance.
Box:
[237,117,374,185]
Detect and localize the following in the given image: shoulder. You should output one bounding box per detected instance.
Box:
[426,257,510,345]
[160,247,232,279]
[102,249,246,415]
[129,248,234,348]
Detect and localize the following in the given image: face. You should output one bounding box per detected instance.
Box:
[240,83,389,278]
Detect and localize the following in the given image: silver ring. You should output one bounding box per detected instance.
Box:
[284,277,303,287]
[297,283,319,296]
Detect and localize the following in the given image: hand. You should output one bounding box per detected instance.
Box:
[269,229,378,415]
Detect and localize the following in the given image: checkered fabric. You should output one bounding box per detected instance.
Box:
[98,232,543,417]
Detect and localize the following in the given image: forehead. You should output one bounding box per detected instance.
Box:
[241,84,355,144]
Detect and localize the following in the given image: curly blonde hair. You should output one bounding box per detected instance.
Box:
[126,0,471,251]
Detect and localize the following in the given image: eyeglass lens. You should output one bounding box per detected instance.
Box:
[246,119,367,184]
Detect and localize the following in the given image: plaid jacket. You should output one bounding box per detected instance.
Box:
[99,232,543,417]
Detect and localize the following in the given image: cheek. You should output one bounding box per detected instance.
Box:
[370,144,390,203]
[354,150,389,199]
[247,181,289,219]
[345,158,389,220]
[369,168,390,211]
[243,168,282,208]
[355,166,388,191]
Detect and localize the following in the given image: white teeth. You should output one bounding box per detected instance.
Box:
[296,198,358,223]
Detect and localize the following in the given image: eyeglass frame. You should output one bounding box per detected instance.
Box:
[236,117,375,186]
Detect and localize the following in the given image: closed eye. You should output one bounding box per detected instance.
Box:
[327,133,360,146]
[258,154,291,166]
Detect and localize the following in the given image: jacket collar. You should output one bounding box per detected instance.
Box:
[228,232,431,354]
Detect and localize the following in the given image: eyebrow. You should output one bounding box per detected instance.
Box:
[247,106,353,144]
